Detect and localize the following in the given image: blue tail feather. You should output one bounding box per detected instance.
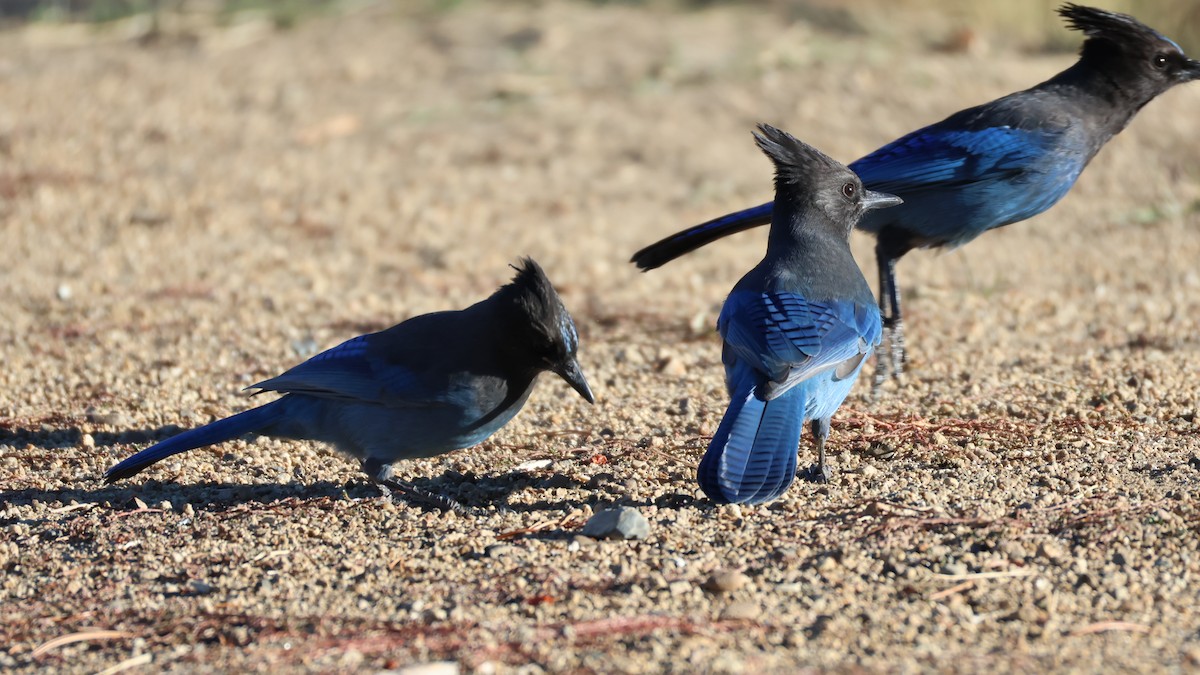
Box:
[631,202,773,270]
[698,382,804,505]
[103,401,287,483]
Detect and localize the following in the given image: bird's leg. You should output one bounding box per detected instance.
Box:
[362,458,467,514]
[884,256,906,377]
[802,418,833,483]
[873,261,888,393]
[872,255,899,393]
[872,234,909,393]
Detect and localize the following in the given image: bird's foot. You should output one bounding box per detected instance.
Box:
[374,477,468,514]
[802,463,833,484]
[365,458,465,513]
[363,458,396,483]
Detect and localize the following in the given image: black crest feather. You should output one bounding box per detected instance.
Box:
[1058,4,1179,50]
[752,123,846,188]
[503,257,559,317]
[499,257,578,352]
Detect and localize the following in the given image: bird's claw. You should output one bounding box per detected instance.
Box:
[803,463,833,484]
[374,477,468,515]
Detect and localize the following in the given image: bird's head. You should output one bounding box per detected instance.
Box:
[498,258,594,404]
[753,123,901,239]
[1061,4,1200,92]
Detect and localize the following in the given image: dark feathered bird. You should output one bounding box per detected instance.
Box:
[631,4,1200,382]
[698,124,899,504]
[104,259,594,498]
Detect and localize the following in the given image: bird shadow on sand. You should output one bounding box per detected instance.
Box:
[0,422,190,451]
[3,420,710,518]
[0,480,364,519]
[410,469,710,515]
[1,465,711,527]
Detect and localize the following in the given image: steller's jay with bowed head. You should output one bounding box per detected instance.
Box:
[104,259,594,501]
[632,4,1200,384]
[697,124,900,505]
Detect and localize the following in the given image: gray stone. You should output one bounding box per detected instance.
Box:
[580,506,651,540]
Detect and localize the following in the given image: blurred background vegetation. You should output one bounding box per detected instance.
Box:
[0,0,1197,52]
[0,0,339,28]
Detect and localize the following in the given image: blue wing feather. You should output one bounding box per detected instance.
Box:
[851,125,1060,195]
[852,121,1086,245]
[250,334,427,406]
[718,291,881,398]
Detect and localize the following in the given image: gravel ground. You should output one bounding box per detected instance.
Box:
[3,3,1200,673]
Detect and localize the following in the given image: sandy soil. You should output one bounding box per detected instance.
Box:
[2,2,1200,673]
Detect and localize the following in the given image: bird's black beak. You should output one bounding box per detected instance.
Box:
[1183,58,1200,82]
[862,189,903,212]
[556,358,595,404]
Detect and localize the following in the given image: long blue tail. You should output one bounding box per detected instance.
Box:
[630,202,772,270]
[103,401,288,483]
[698,379,805,505]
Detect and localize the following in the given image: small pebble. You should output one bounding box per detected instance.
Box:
[669,580,691,596]
[702,569,750,594]
[515,459,553,472]
[580,506,651,540]
[942,562,968,576]
[721,600,761,621]
[1038,540,1065,562]
[1003,541,1029,561]
[86,409,127,427]
[659,356,687,377]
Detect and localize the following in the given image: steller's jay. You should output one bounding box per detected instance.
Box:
[632,4,1200,383]
[697,124,900,505]
[104,258,594,501]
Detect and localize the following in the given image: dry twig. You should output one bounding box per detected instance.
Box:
[1069,621,1150,636]
[929,580,975,600]
[32,630,132,658]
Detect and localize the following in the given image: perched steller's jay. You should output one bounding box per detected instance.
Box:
[105,259,594,497]
[632,4,1200,383]
[698,124,900,505]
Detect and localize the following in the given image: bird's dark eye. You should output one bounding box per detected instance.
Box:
[841,183,856,200]
[1153,53,1169,69]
